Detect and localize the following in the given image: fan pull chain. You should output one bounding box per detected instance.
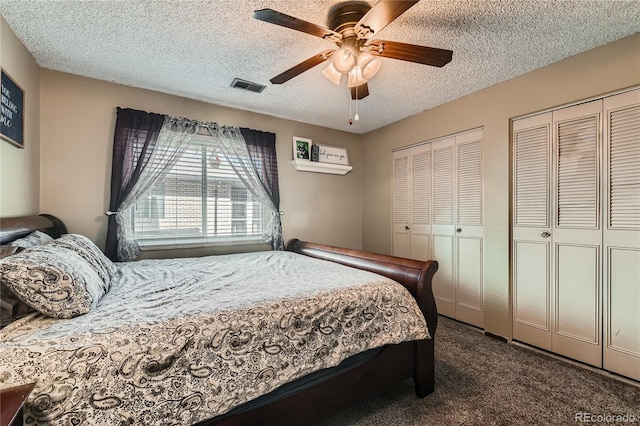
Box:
[348,74,360,126]
[349,89,353,125]
[355,84,360,122]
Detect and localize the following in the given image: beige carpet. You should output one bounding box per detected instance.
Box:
[321,316,640,425]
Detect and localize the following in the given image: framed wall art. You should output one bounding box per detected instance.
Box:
[315,144,349,165]
[293,136,312,160]
[1,69,25,148]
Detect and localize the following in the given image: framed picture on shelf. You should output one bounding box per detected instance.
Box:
[293,136,311,160]
[315,144,349,165]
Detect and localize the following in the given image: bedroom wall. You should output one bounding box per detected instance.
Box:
[39,71,364,255]
[0,15,40,217]
[361,33,640,339]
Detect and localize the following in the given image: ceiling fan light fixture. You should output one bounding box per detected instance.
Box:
[358,52,381,80]
[321,62,343,85]
[347,66,365,88]
[254,2,453,123]
[332,46,357,73]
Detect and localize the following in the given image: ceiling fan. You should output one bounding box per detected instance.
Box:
[254,0,453,102]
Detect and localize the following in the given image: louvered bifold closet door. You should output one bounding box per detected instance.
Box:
[431,137,456,318]
[392,152,411,258]
[454,129,484,328]
[512,113,553,350]
[603,89,640,381]
[410,148,432,261]
[392,145,432,261]
[551,100,603,367]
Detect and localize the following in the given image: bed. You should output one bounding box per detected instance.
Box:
[0,214,438,426]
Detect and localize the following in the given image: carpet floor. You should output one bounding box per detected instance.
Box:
[320,316,640,425]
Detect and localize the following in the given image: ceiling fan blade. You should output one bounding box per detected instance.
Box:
[367,40,453,67]
[270,50,334,85]
[254,9,341,42]
[350,82,369,100]
[354,0,419,39]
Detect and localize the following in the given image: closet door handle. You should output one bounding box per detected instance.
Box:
[405,226,410,230]
[541,231,551,238]
[456,227,462,233]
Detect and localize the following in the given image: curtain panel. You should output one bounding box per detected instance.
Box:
[240,128,284,250]
[105,108,165,261]
[208,125,284,250]
[115,117,200,261]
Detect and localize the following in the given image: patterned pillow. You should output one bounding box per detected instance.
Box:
[1,281,35,327]
[0,231,54,327]
[0,243,106,319]
[53,234,116,292]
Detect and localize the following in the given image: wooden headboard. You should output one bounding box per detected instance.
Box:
[0,214,67,244]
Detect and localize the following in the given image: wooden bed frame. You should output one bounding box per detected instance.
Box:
[0,215,438,426]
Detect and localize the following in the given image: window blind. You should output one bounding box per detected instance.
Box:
[131,137,265,245]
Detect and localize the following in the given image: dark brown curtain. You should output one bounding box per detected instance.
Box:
[240,128,284,250]
[105,108,165,260]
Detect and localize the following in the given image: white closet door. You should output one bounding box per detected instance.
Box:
[431,137,456,318]
[392,145,432,261]
[512,112,553,350]
[393,130,484,328]
[551,100,602,367]
[393,152,411,258]
[603,89,640,381]
[455,129,484,327]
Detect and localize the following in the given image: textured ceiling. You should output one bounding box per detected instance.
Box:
[1,0,639,134]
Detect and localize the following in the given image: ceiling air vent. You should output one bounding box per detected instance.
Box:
[231,78,266,93]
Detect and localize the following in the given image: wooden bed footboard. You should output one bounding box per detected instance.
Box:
[286,239,439,399]
[286,239,439,338]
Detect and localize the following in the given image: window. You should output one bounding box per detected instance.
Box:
[134,184,165,219]
[130,136,267,247]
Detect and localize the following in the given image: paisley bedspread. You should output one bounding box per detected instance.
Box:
[0,251,429,425]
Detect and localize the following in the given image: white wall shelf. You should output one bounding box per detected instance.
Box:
[291,159,352,175]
